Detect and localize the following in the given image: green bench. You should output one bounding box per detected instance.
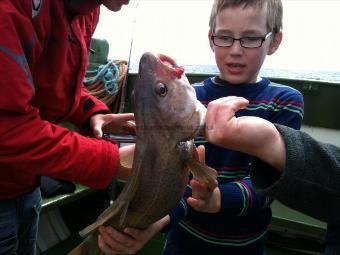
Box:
[41,185,97,213]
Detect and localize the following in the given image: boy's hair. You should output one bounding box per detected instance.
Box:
[209,0,282,34]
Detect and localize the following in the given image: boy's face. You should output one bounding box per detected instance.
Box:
[209,5,282,84]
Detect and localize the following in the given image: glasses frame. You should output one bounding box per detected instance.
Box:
[211,31,273,48]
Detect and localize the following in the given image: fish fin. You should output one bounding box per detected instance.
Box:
[79,147,145,238]
[187,145,217,190]
[189,160,217,190]
[80,153,143,237]
[116,160,142,227]
[119,199,130,228]
[79,200,125,237]
[116,149,144,225]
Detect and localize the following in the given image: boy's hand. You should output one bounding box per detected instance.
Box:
[205,96,249,148]
[187,180,221,213]
[90,113,135,139]
[98,215,170,255]
[187,145,221,213]
[205,96,286,171]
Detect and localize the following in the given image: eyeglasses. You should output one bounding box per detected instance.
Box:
[211,31,273,48]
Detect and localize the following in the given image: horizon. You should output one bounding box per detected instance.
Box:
[93,0,340,74]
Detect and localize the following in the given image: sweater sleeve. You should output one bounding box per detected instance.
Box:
[218,177,272,215]
[218,87,304,215]
[251,124,340,224]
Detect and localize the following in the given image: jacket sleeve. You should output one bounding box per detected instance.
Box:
[67,86,111,130]
[0,2,118,189]
[66,7,110,129]
[251,124,340,224]
[218,89,304,215]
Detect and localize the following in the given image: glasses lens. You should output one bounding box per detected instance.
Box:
[213,36,233,47]
[241,37,262,48]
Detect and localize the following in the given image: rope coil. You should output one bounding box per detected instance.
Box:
[84,59,128,113]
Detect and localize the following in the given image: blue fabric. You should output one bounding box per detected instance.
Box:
[40,176,75,198]
[324,245,340,255]
[324,224,340,255]
[163,224,267,255]
[0,188,41,255]
[165,76,304,254]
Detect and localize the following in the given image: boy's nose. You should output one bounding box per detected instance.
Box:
[229,40,243,53]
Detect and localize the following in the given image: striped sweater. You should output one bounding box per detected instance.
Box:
[163,76,304,255]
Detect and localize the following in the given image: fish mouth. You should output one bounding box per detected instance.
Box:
[157,53,185,79]
[158,54,177,67]
[139,52,185,79]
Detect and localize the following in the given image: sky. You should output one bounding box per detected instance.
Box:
[93,0,340,72]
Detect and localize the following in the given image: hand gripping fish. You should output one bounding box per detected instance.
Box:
[68,52,217,255]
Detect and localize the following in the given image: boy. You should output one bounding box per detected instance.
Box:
[162,0,304,254]
[97,0,304,254]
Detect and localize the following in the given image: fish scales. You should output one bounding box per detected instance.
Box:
[68,52,216,255]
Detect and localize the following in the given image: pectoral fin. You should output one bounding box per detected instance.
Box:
[187,145,217,190]
[119,198,130,227]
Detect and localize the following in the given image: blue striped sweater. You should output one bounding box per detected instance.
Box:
[163,76,304,255]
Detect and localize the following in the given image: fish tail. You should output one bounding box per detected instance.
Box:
[67,235,103,255]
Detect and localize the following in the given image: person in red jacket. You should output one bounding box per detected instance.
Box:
[0,0,131,254]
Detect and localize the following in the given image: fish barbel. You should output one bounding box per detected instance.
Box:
[68,52,216,255]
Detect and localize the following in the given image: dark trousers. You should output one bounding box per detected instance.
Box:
[324,224,340,255]
[0,188,41,255]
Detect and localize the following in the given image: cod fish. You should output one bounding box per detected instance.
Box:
[68,52,217,255]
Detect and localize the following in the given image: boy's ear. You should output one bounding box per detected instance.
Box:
[268,31,282,55]
[208,30,214,52]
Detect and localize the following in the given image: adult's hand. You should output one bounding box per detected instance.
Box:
[90,113,135,138]
[204,96,249,148]
[116,144,135,181]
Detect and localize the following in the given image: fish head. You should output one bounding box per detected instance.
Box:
[133,52,206,142]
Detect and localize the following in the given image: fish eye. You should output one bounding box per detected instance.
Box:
[155,83,168,97]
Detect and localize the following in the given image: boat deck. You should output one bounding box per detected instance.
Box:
[39,183,326,255]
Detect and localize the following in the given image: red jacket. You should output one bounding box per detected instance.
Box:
[0,0,119,199]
